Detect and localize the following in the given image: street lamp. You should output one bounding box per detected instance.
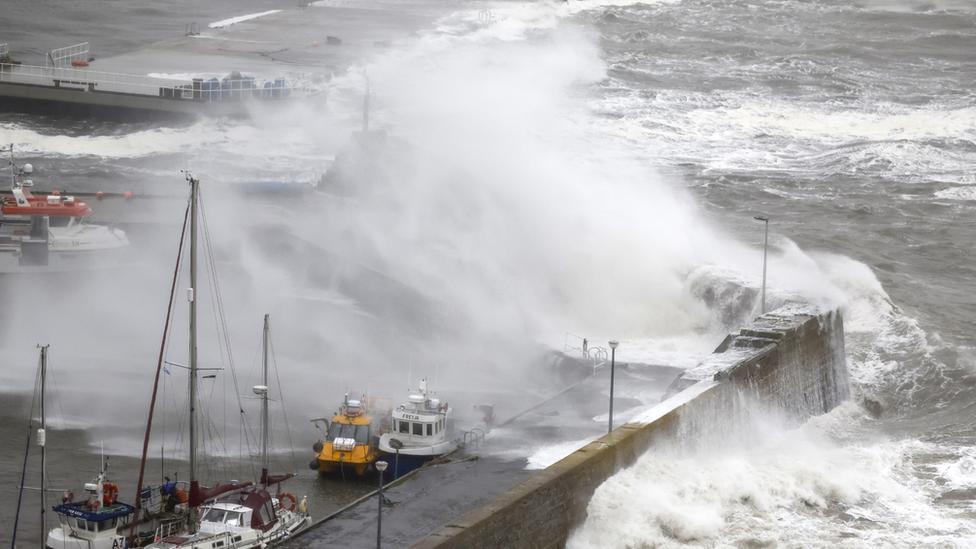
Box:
[375,460,388,549]
[754,216,769,315]
[608,340,619,434]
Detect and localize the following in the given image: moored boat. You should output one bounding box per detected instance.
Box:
[377,378,459,477]
[309,393,389,477]
[1,145,129,272]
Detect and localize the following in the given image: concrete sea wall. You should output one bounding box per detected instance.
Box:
[412,305,849,549]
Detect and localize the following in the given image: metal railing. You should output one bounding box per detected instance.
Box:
[462,428,486,451]
[0,44,9,56]
[48,42,89,68]
[564,332,608,371]
[0,63,321,101]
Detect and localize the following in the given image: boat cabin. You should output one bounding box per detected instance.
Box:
[200,490,278,534]
[390,391,449,446]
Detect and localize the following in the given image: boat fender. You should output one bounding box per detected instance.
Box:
[308,458,321,471]
[312,441,323,454]
[279,493,296,511]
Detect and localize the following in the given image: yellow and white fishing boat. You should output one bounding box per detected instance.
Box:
[309,393,390,477]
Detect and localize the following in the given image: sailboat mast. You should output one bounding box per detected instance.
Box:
[261,314,270,475]
[39,345,48,549]
[362,78,369,133]
[188,176,199,521]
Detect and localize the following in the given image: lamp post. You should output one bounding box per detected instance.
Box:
[754,216,769,315]
[608,340,619,434]
[375,460,388,549]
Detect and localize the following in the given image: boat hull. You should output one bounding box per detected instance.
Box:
[0,237,128,272]
[377,433,458,478]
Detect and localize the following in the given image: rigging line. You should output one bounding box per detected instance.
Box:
[131,199,190,536]
[11,356,43,549]
[44,355,74,488]
[199,197,256,466]
[199,199,243,415]
[268,325,298,470]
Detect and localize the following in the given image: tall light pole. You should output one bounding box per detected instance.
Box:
[754,216,769,315]
[375,460,388,549]
[608,340,619,434]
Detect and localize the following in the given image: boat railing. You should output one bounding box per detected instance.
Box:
[461,428,486,451]
[0,62,321,101]
[152,519,186,541]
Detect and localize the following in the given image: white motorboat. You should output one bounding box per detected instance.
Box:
[377,378,460,476]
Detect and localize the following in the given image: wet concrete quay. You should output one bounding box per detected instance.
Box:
[284,364,683,549]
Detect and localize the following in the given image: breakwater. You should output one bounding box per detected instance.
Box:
[413,305,849,549]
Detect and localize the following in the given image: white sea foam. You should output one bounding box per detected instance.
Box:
[935,186,976,201]
[568,416,976,548]
[208,10,282,29]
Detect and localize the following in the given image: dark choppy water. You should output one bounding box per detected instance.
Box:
[3,0,976,546]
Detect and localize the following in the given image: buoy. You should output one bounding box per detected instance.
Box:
[312,41,318,47]
[124,191,133,199]
[96,191,104,200]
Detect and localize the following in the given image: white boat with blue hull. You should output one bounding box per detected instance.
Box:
[377,378,459,477]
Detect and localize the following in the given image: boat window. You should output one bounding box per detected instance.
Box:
[48,217,71,228]
[234,536,242,542]
[327,422,342,441]
[98,518,116,531]
[215,541,225,547]
[398,421,409,434]
[435,422,439,434]
[202,509,227,523]
[426,423,432,436]
[225,512,243,527]
[413,422,423,436]
[87,520,98,531]
[259,502,273,525]
[355,425,370,443]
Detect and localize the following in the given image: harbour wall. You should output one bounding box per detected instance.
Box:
[412,305,849,549]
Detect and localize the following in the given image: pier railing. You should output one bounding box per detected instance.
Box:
[0,63,320,102]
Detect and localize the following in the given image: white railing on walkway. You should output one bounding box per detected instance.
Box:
[0,63,320,101]
[48,43,89,68]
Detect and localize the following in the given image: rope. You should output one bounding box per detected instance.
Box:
[10,355,41,549]
[199,195,256,483]
[268,325,299,472]
[130,199,190,537]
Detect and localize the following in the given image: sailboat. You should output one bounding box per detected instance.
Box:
[13,346,132,549]
[9,345,179,549]
[143,175,309,549]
